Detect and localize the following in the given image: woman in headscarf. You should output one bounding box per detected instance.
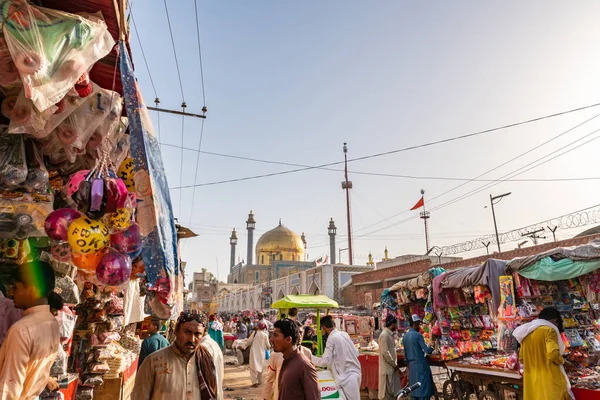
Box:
[243,321,271,387]
[208,314,225,350]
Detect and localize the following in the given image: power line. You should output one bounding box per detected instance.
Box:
[159,142,600,183]
[353,125,600,239]
[130,12,157,98]
[162,0,185,102]
[193,0,207,106]
[351,112,600,235]
[169,102,600,189]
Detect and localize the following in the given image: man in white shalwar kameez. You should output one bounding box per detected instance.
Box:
[201,331,225,400]
[243,321,271,387]
[312,315,361,400]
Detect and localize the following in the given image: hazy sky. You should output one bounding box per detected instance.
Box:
[129,1,600,281]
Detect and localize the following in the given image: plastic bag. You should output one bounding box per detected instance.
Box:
[0,191,54,238]
[0,37,20,87]
[8,90,87,137]
[0,134,27,187]
[24,138,49,191]
[2,1,115,112]
[55,275,80,304]
[50,345,67,375]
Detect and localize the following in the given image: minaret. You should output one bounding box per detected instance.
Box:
[300,232,307,261]
[367,251,375,267]
[383,247,391,261]
[246,211,256,265]
[229,228,238,271]
[328,218,337,264]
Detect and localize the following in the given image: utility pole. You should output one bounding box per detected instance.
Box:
[341,143,354,265]
[419,189,431,253]
[489,192,511,253]
[522,229,546,245]
[547,225,558,242]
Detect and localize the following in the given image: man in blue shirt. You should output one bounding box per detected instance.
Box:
[138,319,170,369]
[402,315,434,400]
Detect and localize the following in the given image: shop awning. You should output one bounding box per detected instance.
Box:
[271,295,338,309]
[506,239,600,273]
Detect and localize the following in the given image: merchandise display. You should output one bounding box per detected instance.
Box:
[0,2,179,399]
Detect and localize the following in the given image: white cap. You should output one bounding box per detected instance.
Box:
[411,314,421,323]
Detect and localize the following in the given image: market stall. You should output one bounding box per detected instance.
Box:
[0,1,179,399]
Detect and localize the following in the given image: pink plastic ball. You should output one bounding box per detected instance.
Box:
[96,249,132,286]
[44,208,82,241]
[110,223,142,258]
[65,170,89,198]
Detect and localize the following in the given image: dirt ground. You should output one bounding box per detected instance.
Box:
[221,350,372,399]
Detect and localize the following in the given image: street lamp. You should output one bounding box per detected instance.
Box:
[339,248,348,264]
[489,192,511,253]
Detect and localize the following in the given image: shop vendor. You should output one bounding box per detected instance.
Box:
[402,314,435,400]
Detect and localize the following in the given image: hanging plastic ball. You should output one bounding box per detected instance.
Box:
[50,242,71,262]
[72,248,107,271]
[65,170,89,198]
[96,249,132,286]
[111,223,142,258]
[117,158,135,192]
[44,208,82,241]
[67,216,110,254]
[108,208,132,231]
[115,178,129,208]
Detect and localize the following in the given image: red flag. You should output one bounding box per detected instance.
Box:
[410,196,424,211]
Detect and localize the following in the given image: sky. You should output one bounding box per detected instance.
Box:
[128,1,600,282]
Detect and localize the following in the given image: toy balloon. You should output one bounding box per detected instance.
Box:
[108,208,132,231]
[65,170,89,198]
[117,158,135,192]
[111,223,142,258]
[72,248,106,271]
[44,208,82,241]
[96,249,132,286]
[67,216,110,254]
[50,242,72,262]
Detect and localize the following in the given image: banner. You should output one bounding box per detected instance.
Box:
[119,41,178,318]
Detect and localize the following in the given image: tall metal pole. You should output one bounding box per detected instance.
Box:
[490,194,501,253]
[490,192,511,253]
[342,143,354,265]
[419,189,431,253]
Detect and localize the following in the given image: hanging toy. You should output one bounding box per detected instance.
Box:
[44,208,81,241]
[117,158,135,192]
[111,223,142,258]
[103,178,120,214]
[67,216,109,254]
[108,208,131,232]
[65,169,89,198]
[50,242,71,262]
[72,248,107,272]
[96,248,131,286]
[89,178,104,213]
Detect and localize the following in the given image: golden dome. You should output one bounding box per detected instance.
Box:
[256,221,305,265]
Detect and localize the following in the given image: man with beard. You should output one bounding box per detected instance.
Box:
[133,311,218,400]
[379,314,401,400]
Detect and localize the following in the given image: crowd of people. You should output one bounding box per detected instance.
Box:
[0,264,577,400]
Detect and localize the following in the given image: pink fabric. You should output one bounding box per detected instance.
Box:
[432,273,448,309]
[0,293,22,347]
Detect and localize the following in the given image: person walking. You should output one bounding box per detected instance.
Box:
[402,315,434,400]
[513,307,574,400]
[138,319,170,369]
[271,318,320,400]
[208,314,225,350]
[379,314,401,400]
[243,321,271,387]
[263,320,313,400]
[133,312,218,400]
[312,315,361,400]
[201,325,225,400]
[258,312,274,331]
[0,262,60,400]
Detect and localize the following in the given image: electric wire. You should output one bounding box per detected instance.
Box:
[130,12,157,99]
[162,0,185,102]
[169,102,600,189]
[193,0,207,106]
